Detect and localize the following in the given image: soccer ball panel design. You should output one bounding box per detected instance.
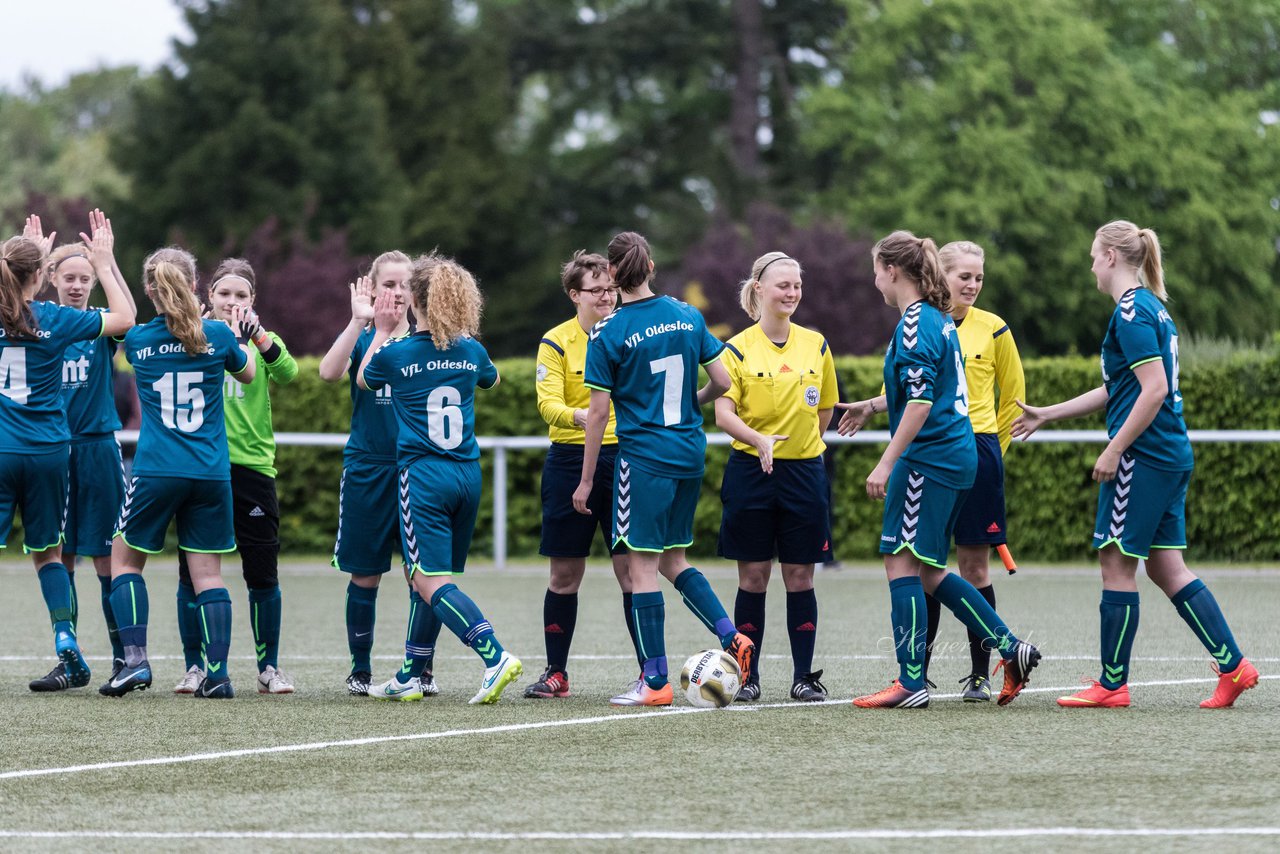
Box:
[679,649,741,708]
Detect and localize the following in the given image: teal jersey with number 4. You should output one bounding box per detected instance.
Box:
[125,316,249,480]
[0,301,106,452]
[362,332,498,466]
[584,294,724,478]
[884,300,976,490]
[1101,287,1193,472]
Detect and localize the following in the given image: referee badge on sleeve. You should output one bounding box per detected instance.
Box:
[804,385,820,406]
[536,363,548,382]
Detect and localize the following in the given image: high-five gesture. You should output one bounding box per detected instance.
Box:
[22,214,56,257]
[350,276,375,324]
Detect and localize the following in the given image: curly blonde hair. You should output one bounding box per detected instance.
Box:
[409,254,482,349]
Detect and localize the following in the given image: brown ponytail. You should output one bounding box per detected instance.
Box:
[873,230,952,313]
[143,247,208,356]
[0,237,42,340]
[607,231,653,292]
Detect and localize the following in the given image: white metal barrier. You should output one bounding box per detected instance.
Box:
[114,429,1280,568]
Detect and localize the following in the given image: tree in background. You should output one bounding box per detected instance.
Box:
[805,0,1279,354]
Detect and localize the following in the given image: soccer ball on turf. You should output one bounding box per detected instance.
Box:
[679,649,741,708]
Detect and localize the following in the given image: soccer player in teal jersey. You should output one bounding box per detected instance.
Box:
[103,247,256,699]
[174,258,298,696]
[574,231,754,707]
[357,254,522,704]
[838,231,1040,709]
[26,213,139,692]
[1015,221,1259,709]
[319,251,443,698]
[0,221,134,692]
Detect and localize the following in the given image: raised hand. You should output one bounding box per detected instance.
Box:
[350,276,375,323]
[79,210,116,270]
[835,400,873,436]
[1010,399,1048,441]
[22,215,56,256]
[371,287,399,332]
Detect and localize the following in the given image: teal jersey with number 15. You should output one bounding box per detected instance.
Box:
[125,317,249,481]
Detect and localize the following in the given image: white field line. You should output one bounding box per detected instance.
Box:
[1,675,1272,783]
[1,828,1279,841]
[3,653,1278,664]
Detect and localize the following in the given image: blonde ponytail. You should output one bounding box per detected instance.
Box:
[738,251,800,322]
[410,255,482,349]
[143,247,208,355]
[1096,220,1167,301]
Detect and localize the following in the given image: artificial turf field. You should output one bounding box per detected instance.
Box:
[0,558,1276,853]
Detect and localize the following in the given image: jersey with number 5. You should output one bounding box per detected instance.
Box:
[362,332,498,465]
[126,317,248,480]
[884,300,976,490]
[584,294,724,478]
[0,301,106,453]
[1101,287,1193,471]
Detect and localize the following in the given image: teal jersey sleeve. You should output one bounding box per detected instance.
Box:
[1101,289,1193,471]
[344,327,400,464]
[885,302,976,490]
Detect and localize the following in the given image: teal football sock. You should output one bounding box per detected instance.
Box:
[632,591,667,689]
[1172,579,1243,673]
[248,585,282,672]
[38,563,75,636]
[933,573,1019,660]
[621,592,643,668]
[98,573,123,661]
[430,583,504,666]
[177,581,202,669]
[673,568,736,645]
[67,569,78,631]
[1099,590,1139,688]
[196,587,233,681]
[109,573,149,668]
[401,589,440,680]
[889,576,926,690]
[345,582,378,674]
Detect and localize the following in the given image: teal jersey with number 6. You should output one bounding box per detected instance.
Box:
[884,300,976,490]
[125,317,249,480]
[1101,287,1193,472]
[362,332,498,466]
[584,294,724,478]
[0,301,105,452]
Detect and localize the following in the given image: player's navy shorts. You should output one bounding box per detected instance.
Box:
[953,432,1007,546]
[115,475,235,554]
[1093,452,1191,559]
[0,447,70,553]
[612,453,700,553]
[540,442,625,558]
[332,454,401,575]
[399,457,482,577]
[879,463,968,569]
[65,435,126,557]
[718,450,830,564]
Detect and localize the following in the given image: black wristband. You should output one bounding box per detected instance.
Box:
[260,341,282,363]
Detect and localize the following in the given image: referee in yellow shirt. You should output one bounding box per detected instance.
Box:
[526,252,638,700]
[924,241,1025,701]
[714,252,837,703]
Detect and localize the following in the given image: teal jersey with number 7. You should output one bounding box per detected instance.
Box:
[362,332,498,466]
[125,317,248,480]
[1100,287,1193,472]
[584,294,724,479]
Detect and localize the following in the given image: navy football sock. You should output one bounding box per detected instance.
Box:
[1099,590,1140,688]
[109,574,149,668]
[889,576,926,690]
[176,581,203,670]
[786,588,818,680]
[345,581,378,674]
[431,583,504,666]
[1172,579,1243,673]
[196,587,233,681]
[98,573,123,661]
[734,588,766,680]
[543,590,578,673]
[248,585,282,672]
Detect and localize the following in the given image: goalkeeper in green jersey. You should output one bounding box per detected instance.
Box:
[174,258,299,695]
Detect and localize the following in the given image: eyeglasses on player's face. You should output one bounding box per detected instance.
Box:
[578,286,620,298]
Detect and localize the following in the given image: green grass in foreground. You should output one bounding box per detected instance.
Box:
[0,559,1276,853]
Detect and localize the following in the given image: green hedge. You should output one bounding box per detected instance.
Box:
[9,352,1278,562]
[271,351,1280,563]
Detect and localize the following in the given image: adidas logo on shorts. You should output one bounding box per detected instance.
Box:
[249,506,265,517]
